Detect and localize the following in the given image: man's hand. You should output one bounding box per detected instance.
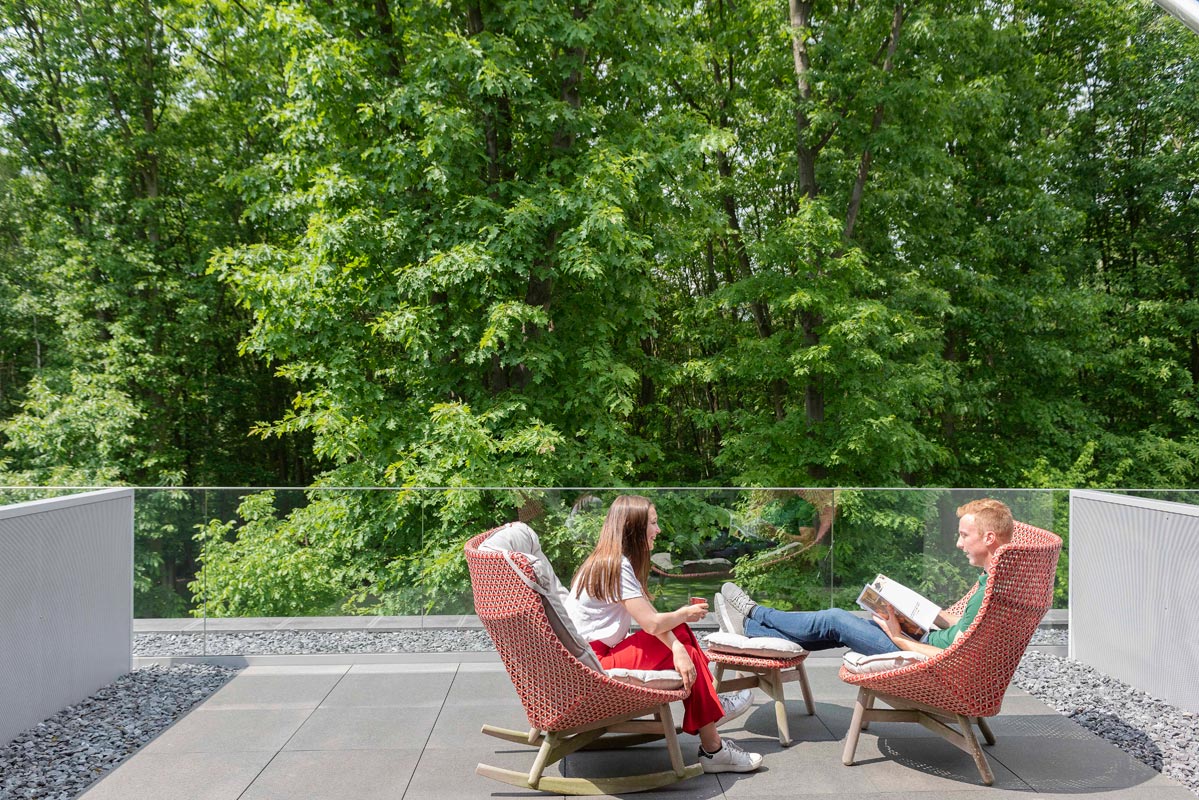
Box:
[671,641,696,691]
[872,602,905,642]
[874,602,945,658]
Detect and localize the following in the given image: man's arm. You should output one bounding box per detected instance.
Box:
[934,610,961,628]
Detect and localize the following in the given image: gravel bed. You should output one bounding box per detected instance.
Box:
[134,627,1065,657]
[0,665,235,800]
[1029,627,1068,645]
[1014,649,1199,795]
[134,629,495,656]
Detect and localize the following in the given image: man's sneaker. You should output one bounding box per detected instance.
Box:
[718,688,753,726]
[698,738,763,773]
[719,583,757,631]
[713,593,745,635]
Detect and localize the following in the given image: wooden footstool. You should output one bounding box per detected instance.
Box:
[708,650,815,746]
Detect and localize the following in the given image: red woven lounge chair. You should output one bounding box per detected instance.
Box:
[839,521,1062,785]
[464,528,703,795]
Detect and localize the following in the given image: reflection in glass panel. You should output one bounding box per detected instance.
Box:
[829,489,1057,614]
[123,486,1070,658]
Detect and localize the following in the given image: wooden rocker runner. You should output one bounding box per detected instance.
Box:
[464,525,703,795]
[839,521,1062,785]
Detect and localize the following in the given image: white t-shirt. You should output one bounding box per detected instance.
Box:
[566,557,645,648]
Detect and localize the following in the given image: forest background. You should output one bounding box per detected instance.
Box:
[0,0,1196,617]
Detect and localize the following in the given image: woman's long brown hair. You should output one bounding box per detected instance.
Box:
[572,495,653,603]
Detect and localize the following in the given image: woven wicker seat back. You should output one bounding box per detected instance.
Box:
[839,521,1061,718]
[465,529,688,732]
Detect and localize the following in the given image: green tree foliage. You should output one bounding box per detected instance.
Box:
[0,0,311,612]
[0,0,1195,615]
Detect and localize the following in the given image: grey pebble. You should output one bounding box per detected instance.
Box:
[0,664,234,800]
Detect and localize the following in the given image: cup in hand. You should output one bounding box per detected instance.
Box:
[689,596,707,606]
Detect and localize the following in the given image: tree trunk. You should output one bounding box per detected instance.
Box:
[788,0,818,199]
[843,2,904,243]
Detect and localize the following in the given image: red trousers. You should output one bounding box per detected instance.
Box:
[590,624,723,734]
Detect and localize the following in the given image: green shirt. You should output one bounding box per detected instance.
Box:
[926,572,987,650]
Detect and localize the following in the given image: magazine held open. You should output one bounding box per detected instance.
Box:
[856,574,942,636]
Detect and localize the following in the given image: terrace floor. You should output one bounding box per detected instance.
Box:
[78,658,1191,800]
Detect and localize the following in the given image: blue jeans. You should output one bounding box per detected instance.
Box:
[744,606,897,656]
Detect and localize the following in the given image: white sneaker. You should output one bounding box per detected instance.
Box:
[713,592,745,635]
[718,688,753,726]
[698,738,763,773]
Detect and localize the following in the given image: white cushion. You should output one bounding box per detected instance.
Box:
[480,522,605,674]
[606,668,685,690]
[704,631,807,659]
[841,650,928,675]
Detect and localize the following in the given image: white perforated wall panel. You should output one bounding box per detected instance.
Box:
[0,489,133,745]
[1070,490,1199,713]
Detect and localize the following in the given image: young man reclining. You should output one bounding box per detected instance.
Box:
[718,499,1013,658]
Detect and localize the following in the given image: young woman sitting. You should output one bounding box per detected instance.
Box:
[565,494,763,774]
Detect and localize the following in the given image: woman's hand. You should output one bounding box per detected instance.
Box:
[677,601,708,624]
[671,641,697,691]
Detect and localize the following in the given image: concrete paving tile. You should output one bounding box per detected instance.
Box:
[404,739,565,799]
[202,672,343,710]
[984,734,1181,792]
[443,668,530,706]
[240,749,421,800]
[851,735,1031,792]
[240,665,351,675]
[283,705,442,751]
[142,708,312,754]
[736,701,836,743]
[868,790,1195,800]
[453,661,508,672]
[78,751,274,800]
[320,671,455,708]
[715,738,876,797]
[423,702,530,750]
[347,664,461,674]
[1035,788,1199,800]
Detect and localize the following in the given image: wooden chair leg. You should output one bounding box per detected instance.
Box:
[975,716,995,745]
[760,669,792,747]
[843,688,869,765]
[659,703,687,778]
[528,733,558,788]
[861,691,875,730]
[957,713,994,786]
[796,663,816,715]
